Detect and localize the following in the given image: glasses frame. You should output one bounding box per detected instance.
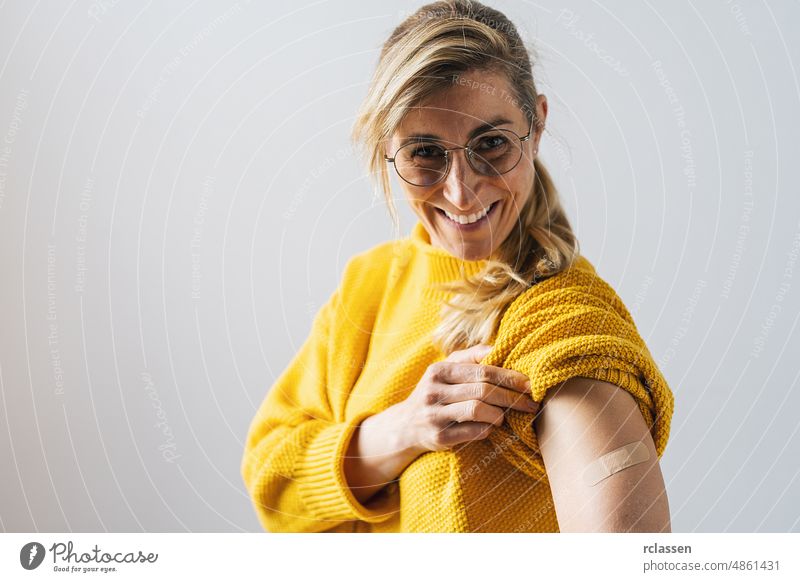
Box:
[384,115,536,187]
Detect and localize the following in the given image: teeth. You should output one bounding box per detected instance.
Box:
[443,202,493,224]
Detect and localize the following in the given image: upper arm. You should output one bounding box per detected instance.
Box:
[533,376,671,532]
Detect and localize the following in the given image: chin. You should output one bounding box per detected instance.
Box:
[448,241,493,261]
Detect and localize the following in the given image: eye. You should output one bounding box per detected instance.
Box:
[475,134,509,151]
[410,143,445,159]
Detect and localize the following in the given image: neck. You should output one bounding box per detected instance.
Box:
[405,221,487,284]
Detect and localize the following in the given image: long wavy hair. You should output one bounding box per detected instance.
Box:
[351,0,580,354]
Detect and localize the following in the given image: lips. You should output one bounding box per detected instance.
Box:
[438,201,497,224]
[435,200,500,231]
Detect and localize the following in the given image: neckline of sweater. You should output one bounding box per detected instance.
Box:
[404,221,488,284]
[403,220,595,286]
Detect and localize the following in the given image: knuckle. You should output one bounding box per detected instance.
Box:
[427,362,445,381]
[432,430,449,448]
[464,399,480,420]
[466,382,482,400]
[423,388,441,406]
[478,382,493,400]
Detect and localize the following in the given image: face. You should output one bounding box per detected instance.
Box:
[387,68,547,261]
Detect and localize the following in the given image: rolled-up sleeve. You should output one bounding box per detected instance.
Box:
[480,260,675,481]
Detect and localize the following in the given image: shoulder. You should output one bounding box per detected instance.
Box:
[499,253,634,331]
[535,377,645,446]
[329,238,406,321]
[338,239,401,290]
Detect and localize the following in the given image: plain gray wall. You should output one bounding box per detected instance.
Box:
[0,0,798,532]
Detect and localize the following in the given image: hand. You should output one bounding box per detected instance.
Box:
[396,343,539,454]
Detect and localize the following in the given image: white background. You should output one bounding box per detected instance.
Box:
[0,0,798,532]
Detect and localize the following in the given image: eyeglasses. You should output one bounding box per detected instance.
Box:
[384,117,535,187]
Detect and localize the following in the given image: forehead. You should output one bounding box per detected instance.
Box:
[396,70,523,135]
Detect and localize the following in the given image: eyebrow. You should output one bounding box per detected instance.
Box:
[400,116,514,144]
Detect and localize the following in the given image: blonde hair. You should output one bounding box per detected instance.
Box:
[351,0,579,354]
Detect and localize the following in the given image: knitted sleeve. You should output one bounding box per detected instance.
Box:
[479,259,675,482]
[240,287,397,532]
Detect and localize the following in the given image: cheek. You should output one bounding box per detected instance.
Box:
[404,186,438,209]
[405,194,425,211]
[403,191,436,222]
[497,171,533,212]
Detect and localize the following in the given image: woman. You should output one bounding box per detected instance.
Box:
[241,0,674,533]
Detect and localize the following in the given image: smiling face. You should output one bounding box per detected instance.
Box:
[387,68,547,261]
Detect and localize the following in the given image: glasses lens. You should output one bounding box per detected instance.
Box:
[468,130,523,176]
[394,141,448,186]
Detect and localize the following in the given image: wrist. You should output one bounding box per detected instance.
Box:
[374,401,425,460]
[342,404,426,505]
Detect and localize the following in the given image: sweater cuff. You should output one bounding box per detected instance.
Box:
[294,413,399,524]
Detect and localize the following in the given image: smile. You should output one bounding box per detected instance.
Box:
[437,201,499,229]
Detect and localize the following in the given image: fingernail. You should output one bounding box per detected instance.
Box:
[526,399,539,411]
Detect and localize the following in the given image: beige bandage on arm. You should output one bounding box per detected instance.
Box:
[582,440,650,486]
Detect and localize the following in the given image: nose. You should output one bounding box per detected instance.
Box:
[442,149,481,211]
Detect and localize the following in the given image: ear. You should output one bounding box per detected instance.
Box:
[533,94,548,149]
[535,94,548,129]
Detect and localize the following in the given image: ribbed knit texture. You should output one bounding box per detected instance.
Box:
[241,221,674,532]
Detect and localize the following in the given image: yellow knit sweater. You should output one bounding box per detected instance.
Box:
[241,221,674,532]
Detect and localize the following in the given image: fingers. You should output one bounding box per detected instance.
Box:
[430,361,531,394]
[414,346,537,453]
[437,421,496,448]
[439,381,540,414]
[440,399,506,426]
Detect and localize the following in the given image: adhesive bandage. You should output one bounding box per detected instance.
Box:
[582,440,650,486]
